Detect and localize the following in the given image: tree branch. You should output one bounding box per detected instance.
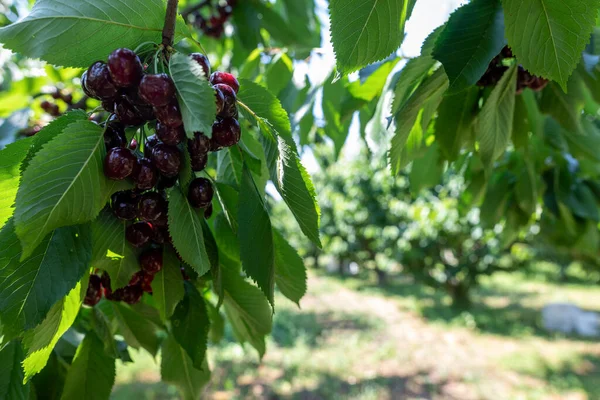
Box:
[162,0,180,48]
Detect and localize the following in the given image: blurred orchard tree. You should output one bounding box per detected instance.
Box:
[1,0,600,398]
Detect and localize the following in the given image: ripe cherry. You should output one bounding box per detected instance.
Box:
[115,97,145,126]
[191,153,208,172]
[140,248,163,275]
[139,73,176,107]
[191,53,211,79]
[101,272,113,297]
[204,203,213,219]
[111,191,138,220]
[188,177,214,208]
[214,87,225,115]
[133,158,158,190]
[108,48,143,88]
[104,147,136,180]
[212,118,241,148]
[214,83,237,118]
[157,175,178,190]
[152,225,171,245]
[188,132,211,157]
[104,118,127,150]
[138,192,168,225]
[210,71,239,93]
[84,275,103,306]
[126,222,153,248]
[156,122,184,146]
[144,135,160,157]
[81,71,95,98]
[155,101,183,128]
[152,143,182,177]
[85,61,118,99]
[121,284,143,305]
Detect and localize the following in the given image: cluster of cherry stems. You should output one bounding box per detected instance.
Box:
[81,47,240,306]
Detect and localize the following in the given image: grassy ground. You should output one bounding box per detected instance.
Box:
[111,267,600,400]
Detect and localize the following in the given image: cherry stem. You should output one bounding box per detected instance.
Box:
[162,0,180,48]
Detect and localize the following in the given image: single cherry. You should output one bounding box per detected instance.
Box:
[133,158,158,190]
[152,225,171,245]
[84,275,103,306]
[188,177,214,208]
[108,48,143,88]
[214,87,225,115]
[214,83,237,118]
[156,122,184,146]
[155,101,183,128]
[190,53,211,79]
[188,132,211,157]
[157,175,178,190]
[140,248,163,275]
[104,147,136,180]
[111,191,139,220]
[125,222,153,248]
[212,118,241,148]
[121,284,144,305]
[138,192,168,225]
[191,153,208,172]
[144,135,160,157]
[152,143,182,177]
[86,61,118,99]
[115,97,145,126]
[139,73,176,107]
[210,71,239,93]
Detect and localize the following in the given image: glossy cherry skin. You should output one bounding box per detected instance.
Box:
[138,192,168,225]
[188,177,214,208]
[204,203,213,219]
[111,191,139,220]
[133,158,159,190]
[210,71,239,93]
[188,132,211,157]
[152,143,182,178]
[140,248,163,275]
[84,275,103,306]
[115,97,145,126]
[212,118,241,148]
[121,284,144,304]
[214,83,237,118]
[139,73,176,107]
[144,135,160,157]
[104,147,136,180]
[191,153,208,172]
[154,101,183,128]
[190,53,211,79]
[156,122,184,146]
[86,61,118,100]
[125,222,153,248]
[108,48,143,88]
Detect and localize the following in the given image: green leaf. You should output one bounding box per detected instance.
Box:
[206,301,225,343]
[0,138,33,228]
[273,230,307,306]
[433,0,506,93]
[516,161,537,215]
[435,88,479,161]
[60,332,115,400]
[90,307,119,359]
[22,281,83,382]
[265,53,294,96]
[329,0,413,74]
[168,187,210,276]
[161,334,210,400]
[91,210,139,290]
[14,120,107,259]
[0,219,91,338]
[238,79,292,140]
[216,147,243,187]
[222,263,273,358]
[171,282,210,370]
[0,0,189,68]
[539,80,585,133]
[238,164,275,306]
[152,247,185,322]
[409,142,444,195]
[111,302,161,356]
[502,0,600,90]
[480,174,511,228]
[0,341,29,400]
[477,64,517,169]
[169,53,217,139]
[214,182,239,234]
[389,68,449,175]
[512,95,532,150]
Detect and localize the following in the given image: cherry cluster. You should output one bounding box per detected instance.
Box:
[81,47,241,306]
[477,46,548,94]
[40,89,74,117]
[189,0,236,38]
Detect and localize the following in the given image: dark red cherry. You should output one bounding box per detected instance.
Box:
[104,147,136,180]
[141,273,154,293]
[102,99,117,113]
[115,97,145,126]
[111,191,139,220]
[212,118,241,148]
[152,225,171,245]
[190,53,211,79]
[140,248,163,275]
[81,71,95,98]
[188,177,214,208]
[138,192,168,225]
[191,153,208,172]
[101,272,112,297]
[157,175,178,190]
[129,271,145,286]
[125,222,153,248]
[210,71,239,93]
[204,203,213,219]
[152,143,182,177]
[214,87,225,115]
[86,61,118,100]
[133,158,158,190]
[84,275,103,306]
[214,83,237,118]
[144,135,160,157]
[121,285,144,305]
[103,123,126,150]
[139,73,176,107]
[156,122,184,146]
[108,48,143,88]
[188,132,211,157]
[154,101,183,128]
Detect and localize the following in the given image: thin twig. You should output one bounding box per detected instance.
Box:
[162,0,180,48]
